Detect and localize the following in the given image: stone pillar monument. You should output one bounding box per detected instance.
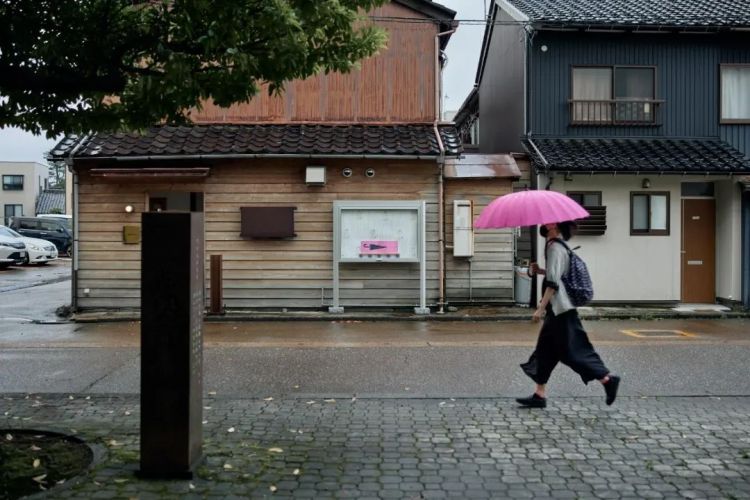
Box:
[139,212,204,478]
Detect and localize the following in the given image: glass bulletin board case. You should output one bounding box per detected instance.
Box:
[330,200,428,314]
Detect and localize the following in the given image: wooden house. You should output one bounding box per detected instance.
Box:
[50,0,523,313]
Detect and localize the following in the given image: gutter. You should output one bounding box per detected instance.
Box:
[435,27,456,315]
[71,153,444,162]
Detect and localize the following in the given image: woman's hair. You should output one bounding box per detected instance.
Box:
[557,221,578,241]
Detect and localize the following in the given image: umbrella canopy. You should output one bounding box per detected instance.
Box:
[474,190,589,229]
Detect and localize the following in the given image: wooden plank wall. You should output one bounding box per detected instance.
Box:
[75,159,441,310]
[513,155,533,264]
[76,178,206,309]
[191,3,437,124]
[444,180,515,302]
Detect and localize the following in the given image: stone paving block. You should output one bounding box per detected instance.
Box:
[2,395,750,499]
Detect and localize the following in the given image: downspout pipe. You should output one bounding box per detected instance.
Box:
[435,27,456,314]
[64,134,92,312]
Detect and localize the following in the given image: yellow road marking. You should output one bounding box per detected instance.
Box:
[620,329,697,339]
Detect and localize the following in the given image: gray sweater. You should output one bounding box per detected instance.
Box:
[544,240,575,316]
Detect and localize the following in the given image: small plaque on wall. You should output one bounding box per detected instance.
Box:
[240,207,297,239]
[123,225,141,244]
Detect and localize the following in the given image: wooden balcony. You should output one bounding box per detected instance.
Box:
[569,100,664,126]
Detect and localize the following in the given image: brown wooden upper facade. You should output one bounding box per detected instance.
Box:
[192,1,456,125]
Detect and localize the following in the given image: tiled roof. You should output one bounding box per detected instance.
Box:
[523,137,750,173]
[35,189,66,215]
[49,125,462,160]
[506,0,750,28]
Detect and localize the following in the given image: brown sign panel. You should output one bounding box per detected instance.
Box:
[240,206,296,239]
[140,212,204,479]
[122,225,141,244]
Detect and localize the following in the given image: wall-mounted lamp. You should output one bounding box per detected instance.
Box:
[125,205,134,213]
[541,45,549,53]
[365,168,376,178]
[342,167,353,178]
[642,178,651,189]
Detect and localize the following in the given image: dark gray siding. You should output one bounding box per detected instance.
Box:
[529,32,750,158]
[478,9,527,153]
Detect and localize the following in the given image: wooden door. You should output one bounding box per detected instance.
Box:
[681,199,715,303]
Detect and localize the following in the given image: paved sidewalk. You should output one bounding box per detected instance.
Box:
[2,394,749,499]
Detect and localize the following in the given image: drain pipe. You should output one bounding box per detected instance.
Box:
[434,27,456,314]
[65,135,91,311]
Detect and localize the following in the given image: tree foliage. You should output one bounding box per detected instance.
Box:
[0,0,388,137]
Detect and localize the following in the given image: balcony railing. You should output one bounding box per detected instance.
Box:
[569,99,664,126]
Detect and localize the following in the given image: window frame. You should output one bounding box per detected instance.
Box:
[570,65,659,125]
[719,63,750,124]
[566,191,603,207]
[630,191,670,236]
[4,204,23,225]
[2,175,24,191]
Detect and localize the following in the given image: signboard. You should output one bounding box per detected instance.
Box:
[331,201,428,314]
[339,207,419,262]
[360,240,399,256]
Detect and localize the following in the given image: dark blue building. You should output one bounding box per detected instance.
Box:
[459,0,750,306]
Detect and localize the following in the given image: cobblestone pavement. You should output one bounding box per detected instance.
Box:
[2,395,750,499]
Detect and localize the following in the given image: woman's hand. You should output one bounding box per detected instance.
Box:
[532,307,545,323]
[529,262,545,276]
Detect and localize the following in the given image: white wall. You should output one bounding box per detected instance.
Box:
[0,161,47,220]
[715,180,743,302]
[537,174,683,302]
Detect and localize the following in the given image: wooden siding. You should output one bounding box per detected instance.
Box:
[75,160,446,310]
[191,3,438,124]
[444,180,514,302]
[512,156,533,263]
[530,31,750,159]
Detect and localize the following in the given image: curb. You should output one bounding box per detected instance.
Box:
[70,311,750,323]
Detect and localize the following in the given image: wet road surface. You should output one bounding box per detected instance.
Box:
[1,315,748,398]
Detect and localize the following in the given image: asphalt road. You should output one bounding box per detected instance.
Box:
[1,273,749,399]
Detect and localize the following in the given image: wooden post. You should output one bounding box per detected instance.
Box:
[210,255,223,315]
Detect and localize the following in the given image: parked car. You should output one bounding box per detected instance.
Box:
[0,225,58,265]
[9,216,73,256]
[0,234,27,269]
[38,214,73,229]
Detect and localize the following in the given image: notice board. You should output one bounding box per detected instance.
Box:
[331,200,428,314]
[338,207,420,262]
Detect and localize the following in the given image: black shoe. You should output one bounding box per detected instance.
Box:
[516,393,547,408]
[604,375,621,406]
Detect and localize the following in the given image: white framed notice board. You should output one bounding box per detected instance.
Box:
[330,200,428,314]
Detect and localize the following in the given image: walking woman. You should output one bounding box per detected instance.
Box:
[516,221,620,409]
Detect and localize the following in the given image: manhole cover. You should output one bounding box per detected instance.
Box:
[621,329,695,338]
[0,430,93,499]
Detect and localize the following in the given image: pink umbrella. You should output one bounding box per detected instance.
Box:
[474,190,589,229]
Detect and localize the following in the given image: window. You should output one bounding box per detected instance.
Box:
[720,65,750,123]
[2,175,24,190]
[40,220,62,232]
[571,66,657,124]
[567,192,607,236]
[4,204,22,225]
[631,192,670,235]
[567,191,602,207]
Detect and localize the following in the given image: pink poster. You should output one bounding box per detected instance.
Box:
[360,240,399,255]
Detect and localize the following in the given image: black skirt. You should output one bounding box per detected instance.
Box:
[520,308,609,385]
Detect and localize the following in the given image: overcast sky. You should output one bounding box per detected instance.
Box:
[0,0,487,164]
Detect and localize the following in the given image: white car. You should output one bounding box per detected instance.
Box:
[0,234,27,268]
[0,225,57,265]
